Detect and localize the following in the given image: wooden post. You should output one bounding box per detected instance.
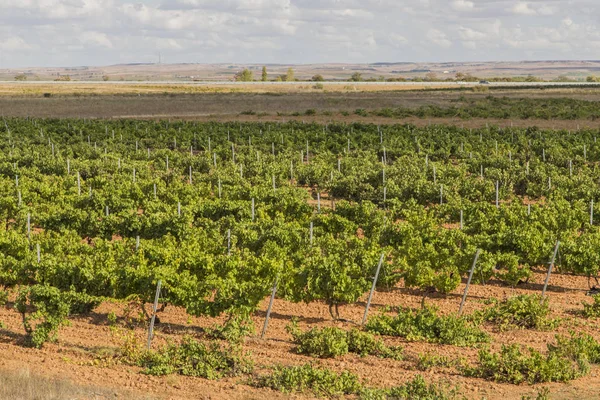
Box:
[36,243,40,263]
[459,249,481,315]
[261,278,279,339]
[251,198,255,221]
[147,280,162,350]
[309,222,313,245]
[26,213,31,240]
[460,210,464,229]
[105,206,109,217]
[189,166,192,184]
[227,229,231,256]
[541,241,560,300]
[361,253,385,326]
[495,181,499,208]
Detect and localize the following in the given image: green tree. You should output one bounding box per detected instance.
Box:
[350,72,363,82]
[311,74,324,82]
[586,76,598,82]
[286,68,295,82]
[261,66,268,82]
[235,69,254,82]
[14,74,27,81]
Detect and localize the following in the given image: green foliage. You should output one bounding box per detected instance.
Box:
[62,290,102,315]
[15,285,71,348]
[365,306,489,347]
[582,295,600,318]
[548,332,600,365]
[204,315,255,344]
[0,289,7,306]
[415,352,457,371]
[478,295,559,330]
[359,375,461,400]
[252,363,362,396]
[286,321,402,359]
[235,69,253,82]
[464,344,586,384]
[137,336,252,379]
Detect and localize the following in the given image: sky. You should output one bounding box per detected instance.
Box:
[0,0,599,68]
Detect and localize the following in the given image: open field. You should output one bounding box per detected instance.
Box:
[4,60,600,82]
[2,87,600,128]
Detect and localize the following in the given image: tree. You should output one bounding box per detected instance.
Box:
[261,66,268,82]
[311,74,324,82]
[14,74,27,81]
[235,69,254,82]
[286,68,295,82]
[350,72,363,82]
[424,72,438,82]
[586,76,598,82]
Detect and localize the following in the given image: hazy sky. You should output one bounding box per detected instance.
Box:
[1,0,599,68]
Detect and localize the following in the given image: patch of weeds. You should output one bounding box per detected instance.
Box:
[582,295,600,318]
[415,352,460,371]
[240,110,256,115]
[286,321,402,360]
[0,289,8,306]
[463,344,586,384]
[251,363,362,397]
[477,295,559,331]
[134,336,253,379]
[359,375,462,400]
[548,332,600,365]
[304,109,317,116]
[365,305,489,347]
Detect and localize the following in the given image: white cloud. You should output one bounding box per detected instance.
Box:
[1,0,600,67]
[426,29,452,48]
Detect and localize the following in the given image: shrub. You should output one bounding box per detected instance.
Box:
[464,344,585,384]
[478,295,559,330]
[15,285,71,348]
[365,306,489,347]
[137,336,252,379]
[582,295,600,318]
[286,322,402,360]
[0,289,7,306]
[252,363,362,396]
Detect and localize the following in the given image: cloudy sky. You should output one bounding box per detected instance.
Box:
[0,0,599,68]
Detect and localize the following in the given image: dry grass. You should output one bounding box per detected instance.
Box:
[0,368,156,400]
[0,82,456,97]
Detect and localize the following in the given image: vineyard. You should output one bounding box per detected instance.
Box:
[2,117,600,399]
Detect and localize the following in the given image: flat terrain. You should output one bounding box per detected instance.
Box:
[2,87,600,131]
[1,271,599,400]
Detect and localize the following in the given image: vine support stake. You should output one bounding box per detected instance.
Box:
[460,210,464,230]
[251,198,255,221]
[541,241,560,301]
[309,222,313,245]
[261,277,279,339]
[36,243,40,263]
[136,236,140,252]
[591,200,594,226]
[27,213,31,240]
[147,280,162,350]
[361,253,385,326]
[459,249,481,316]
[495,181,499,208]
[227,229,231,256]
